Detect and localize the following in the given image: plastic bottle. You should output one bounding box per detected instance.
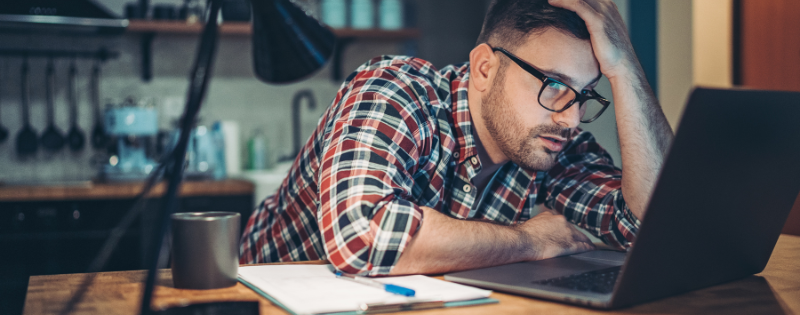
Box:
[351,0,374,29]
[321,0,347,28]
[379,0,403,30]
[211,121,227,179]
[248,129,267,170]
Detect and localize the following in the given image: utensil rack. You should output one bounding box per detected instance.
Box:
[0,49,119,61]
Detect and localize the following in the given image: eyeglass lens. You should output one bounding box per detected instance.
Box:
[539,80,605,123]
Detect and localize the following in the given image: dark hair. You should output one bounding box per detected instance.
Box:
[476,0,590,49]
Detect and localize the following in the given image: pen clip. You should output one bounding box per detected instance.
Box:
[358,300,445,314]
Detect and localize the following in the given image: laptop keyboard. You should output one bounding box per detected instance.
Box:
[532,266,622,294]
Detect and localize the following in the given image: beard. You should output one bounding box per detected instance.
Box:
[480,69,572,171]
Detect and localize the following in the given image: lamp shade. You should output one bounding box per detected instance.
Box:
[251,0,336,83]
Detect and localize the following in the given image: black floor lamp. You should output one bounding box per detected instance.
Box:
[138,1,335,314]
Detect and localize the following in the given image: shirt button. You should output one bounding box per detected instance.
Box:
[463,184,472,193]
[454,152,460,159]
[470,157,478,165]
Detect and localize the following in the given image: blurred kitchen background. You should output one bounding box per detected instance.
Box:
[0,0,494,184]
[1,0,799,314]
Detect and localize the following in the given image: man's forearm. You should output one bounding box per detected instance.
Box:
[389,206,595,275]
[610,64,674,219]
[389,207,530,275]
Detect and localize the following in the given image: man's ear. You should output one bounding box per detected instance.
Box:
[469,43,497,93]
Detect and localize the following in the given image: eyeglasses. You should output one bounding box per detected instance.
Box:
[491,46,611,123]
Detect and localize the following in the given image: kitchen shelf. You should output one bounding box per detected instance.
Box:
[126,20,421,39]
[0,179,254,202]
[125,20,420,81]
[127,20,253,35]
[0,230,130,241]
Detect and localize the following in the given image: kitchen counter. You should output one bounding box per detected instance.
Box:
[0,179,254,202]
[0,178,257,315]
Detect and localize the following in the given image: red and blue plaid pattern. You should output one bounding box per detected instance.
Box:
[239,56,640,275]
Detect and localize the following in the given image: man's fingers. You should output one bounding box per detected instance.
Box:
[569,229,596,252]
[548,0,603,23]
[538,206,560,215]
[550,0,612,14]
[550,0,598,13]
[566,224,596,248]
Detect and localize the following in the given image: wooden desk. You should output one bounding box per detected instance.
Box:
[24,235,800,315]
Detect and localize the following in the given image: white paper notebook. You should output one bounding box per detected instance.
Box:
[238,264,494,315]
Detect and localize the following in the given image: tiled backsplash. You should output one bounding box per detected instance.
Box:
[0,0,623,183]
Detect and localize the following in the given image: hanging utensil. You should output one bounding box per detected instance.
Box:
[40,57,65,152]
[90,61,107,149]
[0,61,8,144]
[66,59,85,151]
[16,57,37,156]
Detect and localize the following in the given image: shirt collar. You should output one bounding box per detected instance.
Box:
[449,65,477,165]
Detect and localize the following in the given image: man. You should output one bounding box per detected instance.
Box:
[240,0,673,276]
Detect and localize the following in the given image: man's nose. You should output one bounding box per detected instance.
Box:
[552,101,582,128]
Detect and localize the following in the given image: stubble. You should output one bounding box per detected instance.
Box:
[480,67,571,171]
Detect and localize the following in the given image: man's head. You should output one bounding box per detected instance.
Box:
[469,0,602,171]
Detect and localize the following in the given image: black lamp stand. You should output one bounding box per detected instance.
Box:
[138,1,223,314]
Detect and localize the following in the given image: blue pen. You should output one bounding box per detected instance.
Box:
[335,271,416,297]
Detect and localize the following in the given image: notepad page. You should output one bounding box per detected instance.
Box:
[238,265,492,315]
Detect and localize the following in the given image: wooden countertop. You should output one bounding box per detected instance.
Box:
[0,179,254,202]
[23,235,800,315]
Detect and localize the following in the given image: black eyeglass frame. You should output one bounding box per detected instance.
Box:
[490,46,611,123]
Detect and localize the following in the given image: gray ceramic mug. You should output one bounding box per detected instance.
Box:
[170,212,240,289]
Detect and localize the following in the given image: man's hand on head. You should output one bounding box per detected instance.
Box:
[518,206,596,260]
[548,0,639,81]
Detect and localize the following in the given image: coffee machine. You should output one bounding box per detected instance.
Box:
[100,103,159,182]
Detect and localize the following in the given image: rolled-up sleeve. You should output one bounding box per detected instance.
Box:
[318,69,426,276]
[540,131,641,250]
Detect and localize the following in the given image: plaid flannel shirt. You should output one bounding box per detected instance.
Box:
[240,56,641,276]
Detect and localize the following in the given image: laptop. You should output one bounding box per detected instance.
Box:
[444,87,800,309]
